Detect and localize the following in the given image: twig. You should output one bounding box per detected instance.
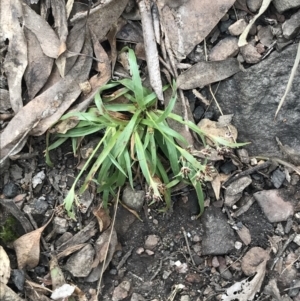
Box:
[270,233,296,270]
[182,227,196,266]
[95,188,120,298]
[223,160,272,187]
[116,247,134,270]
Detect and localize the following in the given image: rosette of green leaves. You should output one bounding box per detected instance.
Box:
[47,47,245,219]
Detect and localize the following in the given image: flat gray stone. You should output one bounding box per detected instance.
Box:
[253,189,294,222]
[201,207,235,255]
[213,44,300,158]
[65,244,95,277]
[225,176,252,206]
[122,186,145,211]
[273,0,300,13]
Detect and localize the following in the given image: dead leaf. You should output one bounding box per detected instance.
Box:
[22,3,60,58]
[13,216,53,269]
[241,247,270,276]
[198,118,238,146]
[50,256,65,290]
[0,246,10,284]
[211,174,221,200]
[236,225,252,245]
[0,282,25,301]
[92,226,117,268]
[50,0,68,56]
[177,58,241,90]
[1,0,27,113]
[93,208,111,232]
[24,28,54,100]
[160,0,236,57]
[221,259,268,301]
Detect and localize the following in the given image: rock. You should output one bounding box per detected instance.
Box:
[193,105,205,123]
[212,44,300,157]
[282,10,300,39]
[293,234,300,246]
[247,0,263,12]
[10,165,23,181]
[112,281,131,301]
[240,43,261,63]
[208,37,239,61]
[11,269,25,291]
[65,244,95,277]
[241,247,269,276]
[32,170,45,188]
[253,189,294,222]
[144,235,159,250]
[3,182,19,198]
[272,0,300,13]
[55,232,73,248]
[236,149,250,164]
[122,186,145,211]
[23,196,49,225]
[201,207,235,255]
[228,19,248,36]
[220,161,237,174]
[271,168,286,188]
[257,26,274,47]
[53,217,68,234]
[224,176,252,206]
[131,293,145,301]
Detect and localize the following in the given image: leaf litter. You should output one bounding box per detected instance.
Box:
[1,0,300,300]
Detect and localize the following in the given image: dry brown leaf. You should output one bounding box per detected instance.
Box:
[93,208,111,232]
[22,3,60,58]
[50,0,68,56]
[24,28,54,100]
[1,0,27,113]
[91,227,116,268]
[160,0,236,57]
[211,174,221,200]
[0,246,10,284]
[0,282,25,301]
[177,58,241,90]
[222,259,268,301]
[70,0,129,42]
[13,217,52,269]
[50,256,65,290]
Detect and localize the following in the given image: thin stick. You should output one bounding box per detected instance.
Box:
[182,227,196,266]
[96,188,120,298]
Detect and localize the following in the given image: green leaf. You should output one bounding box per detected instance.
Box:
[122,47,144,105]
[113,109,142,158]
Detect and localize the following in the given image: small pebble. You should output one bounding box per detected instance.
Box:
[235,241,243,250]
[3,182,19,198]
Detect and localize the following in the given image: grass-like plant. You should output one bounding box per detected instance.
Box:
[47,47,245,219]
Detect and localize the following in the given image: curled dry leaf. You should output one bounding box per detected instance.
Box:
[13,217,52,269]
[1,0,27,113]
[24,28,54,100]
[0,246,10,284]
[93,207,111,232]
[22,3,60,58]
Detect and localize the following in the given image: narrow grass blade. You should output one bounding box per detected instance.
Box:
[80,128,121,192]
[47,136,69,151]
[122,47,144,105]
[113,109,142,158]
[123,149,134,188]
[134,132,160,198]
